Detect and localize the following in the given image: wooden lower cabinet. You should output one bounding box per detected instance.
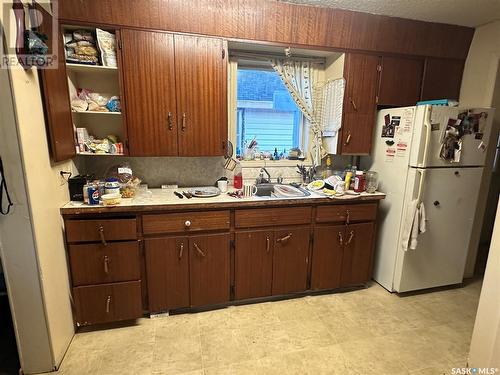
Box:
[145,237,190,312]
[234,230,274,299]
[340,222,375,287]
[73,281,142,325]
[272,227,310,295]
[311,225,344,290]
[189,233,230,306]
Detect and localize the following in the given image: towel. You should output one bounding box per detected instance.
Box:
[402,200,426,251]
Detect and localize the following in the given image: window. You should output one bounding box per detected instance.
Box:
[235,67,304,157]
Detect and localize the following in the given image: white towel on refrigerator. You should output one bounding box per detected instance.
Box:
[402,200,426,251]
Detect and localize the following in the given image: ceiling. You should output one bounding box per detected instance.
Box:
[282,0,500,27]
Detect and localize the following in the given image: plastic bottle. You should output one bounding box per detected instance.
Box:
[354,171,365,192]
[325,155,333,178]
[233,161,243,189]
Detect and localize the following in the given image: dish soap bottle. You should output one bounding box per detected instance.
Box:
[233,161,243,189]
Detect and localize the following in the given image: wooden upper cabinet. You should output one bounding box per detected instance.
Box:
[120,30,178,156]
[36,5,75,162]
[378,56,424,107]
[421,58,465,101]
[175,35,227,156]
[340,222,374,287]
[340,53,380,155]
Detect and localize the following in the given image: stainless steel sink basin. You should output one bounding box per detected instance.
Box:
[255,183,310,198]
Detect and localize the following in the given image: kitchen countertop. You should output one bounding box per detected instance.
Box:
[61,188,386,215]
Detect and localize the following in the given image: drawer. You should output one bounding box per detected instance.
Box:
[65,218,137,243]
[73,281,142,326]
[316,203,377,223]
[235,207,312,228]
[69,241,141,286]
[142,211,230,234]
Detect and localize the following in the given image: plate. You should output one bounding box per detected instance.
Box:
[307,180,325,191]
[188,186,221,198]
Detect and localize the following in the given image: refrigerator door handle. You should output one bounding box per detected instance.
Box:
[416,169,426,207]
[421,106,432,167]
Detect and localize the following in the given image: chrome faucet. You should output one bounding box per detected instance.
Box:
[256,168,271,184]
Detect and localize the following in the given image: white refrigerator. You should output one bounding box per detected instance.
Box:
[369,105,495,293]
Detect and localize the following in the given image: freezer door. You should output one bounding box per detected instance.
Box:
[410,106,494,168]
[369,108,415,290]
[393,167,484,292]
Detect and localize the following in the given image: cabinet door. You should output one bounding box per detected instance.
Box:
[340,222,374,287]
[36,5,75,162]
[174,35,227,156]
[378,57,424,107]
[120,29,178,156]
[235,230,274,299]
[340,53,380,155]
[311,225,344,290]
[189,233,230,306]
[145,237,189,312]
[272,227,310,295]
[421,58,464,101]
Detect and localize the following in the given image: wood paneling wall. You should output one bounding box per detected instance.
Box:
[59,0,473,60]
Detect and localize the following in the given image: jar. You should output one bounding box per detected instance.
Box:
[365,171,379,193]
[105,178,121,195]
[353,171,365,193]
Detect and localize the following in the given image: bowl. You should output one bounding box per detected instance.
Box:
[101,193,121,206]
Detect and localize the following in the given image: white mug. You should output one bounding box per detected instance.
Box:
[243,183,258,197]
[217,180,228,193]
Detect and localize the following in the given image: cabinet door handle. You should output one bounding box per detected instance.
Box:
[350,98,357,111]
[181,112,187,132]
[178,242,184,260]
[346,230,355,245]
[167,112,173,130]
[338,232,343,245]
[98,225,107,246]
[184,220,191,228]
[105,295,111,314]
[345,132,352,146]
[266,236,270,253]
[103,255,110,274]
[194,243,206,257]
[276,233,292,243]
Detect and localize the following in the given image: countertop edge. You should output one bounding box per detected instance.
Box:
[60,194,386,216]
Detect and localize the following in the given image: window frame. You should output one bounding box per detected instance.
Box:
[228,58,312,167]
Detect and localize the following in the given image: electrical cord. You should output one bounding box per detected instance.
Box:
[0,157,13,215]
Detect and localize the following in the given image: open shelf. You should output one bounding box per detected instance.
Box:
[72,111,122,115]
[76,152,124,156]
[66,63,118,73]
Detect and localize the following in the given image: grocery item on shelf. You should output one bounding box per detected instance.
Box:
[96,28,117,67]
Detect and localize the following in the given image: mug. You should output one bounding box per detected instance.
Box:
[243,183,258,197]
[217,180,228,193]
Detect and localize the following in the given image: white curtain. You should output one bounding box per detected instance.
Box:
[270,59,326,165]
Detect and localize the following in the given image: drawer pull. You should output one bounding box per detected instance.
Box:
[105,295,111,314]
[266,236,270,253]
[194,243,206,257]
[98,225,107,246]
[167,111,173,130]
[350,98,357,111]
[338,232,343,245]
[103,255,110,274]
[276,233,292,243]
[346,230,355,245]
[346,210,350,224]
[184,220,191,228]
[179,243,184,260]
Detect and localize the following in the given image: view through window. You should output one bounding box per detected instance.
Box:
[236,68,303,156]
